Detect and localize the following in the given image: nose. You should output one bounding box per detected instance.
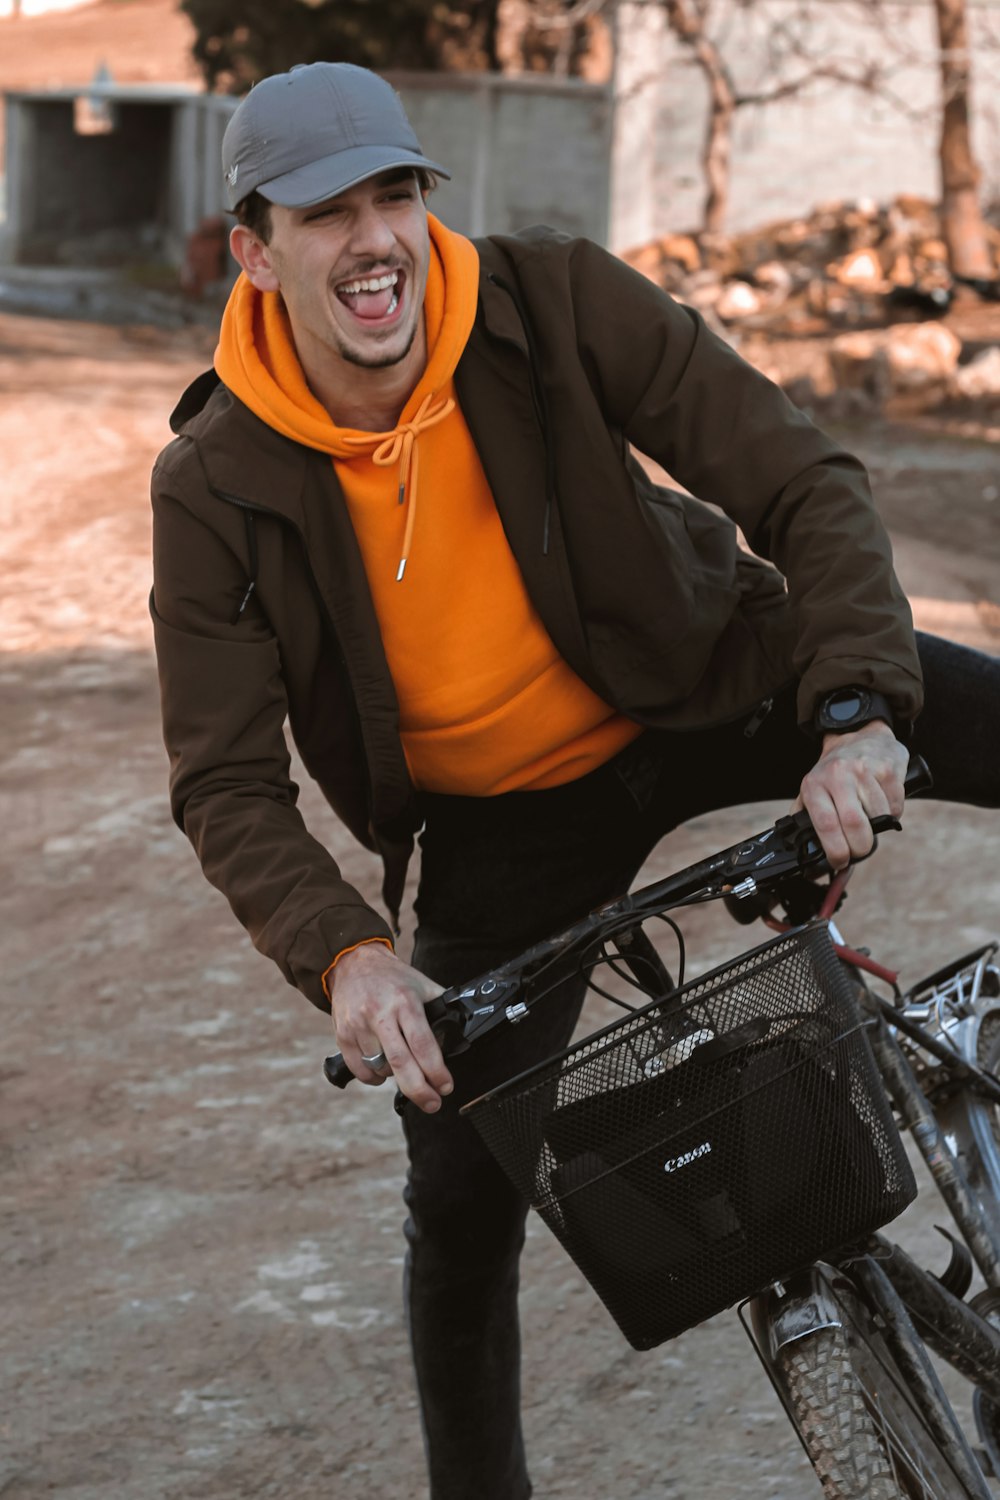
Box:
[347,200,397,263]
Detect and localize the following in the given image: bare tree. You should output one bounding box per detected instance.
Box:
[497,0,607,76]
[934,0,993,276]
[657,0,734,233]
[625,0,994,268]
[767,0,995,274]
[623,0,888,233]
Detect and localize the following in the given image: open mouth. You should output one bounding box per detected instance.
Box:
[334,269,405,325]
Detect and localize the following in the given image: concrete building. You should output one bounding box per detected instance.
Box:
[1,82,221,266]
[0,72,613,271]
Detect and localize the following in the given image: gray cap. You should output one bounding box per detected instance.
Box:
[221,62,450,213]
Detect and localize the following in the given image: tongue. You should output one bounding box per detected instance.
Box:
[340,285,395,320]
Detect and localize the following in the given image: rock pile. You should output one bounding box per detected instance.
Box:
[623,194,999,332]
[622,195,1000,410]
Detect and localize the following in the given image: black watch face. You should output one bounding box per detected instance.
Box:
[826,690,866,724]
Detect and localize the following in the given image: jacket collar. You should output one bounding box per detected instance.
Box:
[474,253,530,354]
[172,374,313,525]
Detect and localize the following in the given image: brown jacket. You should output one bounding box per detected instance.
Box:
[151,228,922,1011]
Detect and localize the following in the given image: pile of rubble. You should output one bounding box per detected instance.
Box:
[622,195,1000,410]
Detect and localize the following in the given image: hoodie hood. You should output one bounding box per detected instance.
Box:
[213,211,479,455]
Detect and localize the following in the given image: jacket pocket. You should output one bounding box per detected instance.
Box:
[589,486,742,701]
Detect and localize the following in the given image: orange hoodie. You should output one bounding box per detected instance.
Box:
[216,213,640,799]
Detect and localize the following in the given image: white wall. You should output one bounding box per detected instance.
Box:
[610,0,1000,251]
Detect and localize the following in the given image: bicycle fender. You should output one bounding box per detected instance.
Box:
[750,1265,845,1362]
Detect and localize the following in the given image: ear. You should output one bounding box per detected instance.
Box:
[230,224,281,293]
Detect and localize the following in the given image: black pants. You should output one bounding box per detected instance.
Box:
[400,633,1000,1500]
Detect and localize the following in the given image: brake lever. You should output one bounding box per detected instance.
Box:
[719,752,930,903]
[323,975,523,1089]
[717,808,829,897]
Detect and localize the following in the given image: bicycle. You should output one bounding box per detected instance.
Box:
[325,756,1000,1498]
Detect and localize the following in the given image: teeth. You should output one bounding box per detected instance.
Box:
[387,290,398,315]
[339,272,399,295]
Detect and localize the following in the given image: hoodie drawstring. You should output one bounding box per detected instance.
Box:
[339,392,455,581]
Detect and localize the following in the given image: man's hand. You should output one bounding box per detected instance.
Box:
[791,720,909,870]
[329,944,452,1113]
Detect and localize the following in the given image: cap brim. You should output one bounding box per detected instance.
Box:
[257,145,451,209]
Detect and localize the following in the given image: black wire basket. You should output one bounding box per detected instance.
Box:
[461,923,916,1350]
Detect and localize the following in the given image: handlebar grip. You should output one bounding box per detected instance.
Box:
[323,994,462,1090]
[864,754,932,841]
[808,752,933,856]
[902,752,933,798]
[324,1053,355,1089]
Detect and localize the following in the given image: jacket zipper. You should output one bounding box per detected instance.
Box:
[744,697,775,738]
[232,505,259,622]
[624,681,795,738]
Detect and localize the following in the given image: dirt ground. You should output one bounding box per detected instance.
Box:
[1,306,999,1500]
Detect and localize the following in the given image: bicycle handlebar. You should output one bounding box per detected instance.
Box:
[323,753,933,1090]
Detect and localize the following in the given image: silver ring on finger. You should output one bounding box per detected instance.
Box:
[361,1050,388,1071]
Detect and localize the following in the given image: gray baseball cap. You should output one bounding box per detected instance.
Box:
[221,62,450,213]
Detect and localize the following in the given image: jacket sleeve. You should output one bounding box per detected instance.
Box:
[562,236,923,729]
[150,451,393,1012]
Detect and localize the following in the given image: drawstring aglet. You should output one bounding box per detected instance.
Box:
[395,477,408,577]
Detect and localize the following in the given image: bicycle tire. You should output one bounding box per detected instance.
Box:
[777,1284,971,1499]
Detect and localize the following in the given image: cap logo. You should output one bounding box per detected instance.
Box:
[226,163,239,188]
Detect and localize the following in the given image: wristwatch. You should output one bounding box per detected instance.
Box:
[813,686,898,739]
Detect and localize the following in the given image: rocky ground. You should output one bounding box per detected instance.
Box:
[1,306,999,1500]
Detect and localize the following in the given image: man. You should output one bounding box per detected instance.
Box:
[151,61,999,1500]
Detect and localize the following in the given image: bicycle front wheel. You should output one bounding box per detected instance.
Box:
[777,1284,972,1499]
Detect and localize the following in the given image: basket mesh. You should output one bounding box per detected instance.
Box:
[462,923,916,1350]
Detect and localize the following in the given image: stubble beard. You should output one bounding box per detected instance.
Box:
[336,318,421,370]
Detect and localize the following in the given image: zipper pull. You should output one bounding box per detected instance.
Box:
[744,697,773,739]
[232,580,256,624]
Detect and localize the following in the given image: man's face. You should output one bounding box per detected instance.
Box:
[248,169,431,375]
